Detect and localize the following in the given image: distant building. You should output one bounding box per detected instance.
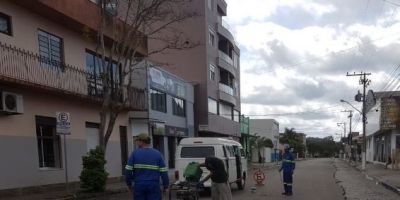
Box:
[250,119,280,162]
[240,115,251,157]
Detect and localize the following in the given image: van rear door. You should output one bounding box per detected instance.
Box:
[175,146,215,185]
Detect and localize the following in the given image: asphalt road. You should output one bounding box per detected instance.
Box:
[227,158,344,200]
[93,158,345,200]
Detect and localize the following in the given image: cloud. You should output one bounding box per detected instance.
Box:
[225,0,400,138]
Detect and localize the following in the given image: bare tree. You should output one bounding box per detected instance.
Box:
[90,0,198,151]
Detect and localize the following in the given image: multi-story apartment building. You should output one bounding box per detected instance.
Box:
[149,0,241,139]
[130,62,195,172]
[0,0,146,190]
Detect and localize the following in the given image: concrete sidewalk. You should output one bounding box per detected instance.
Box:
[347,160,400,195]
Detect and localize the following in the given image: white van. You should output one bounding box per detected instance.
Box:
[175,137,248,190]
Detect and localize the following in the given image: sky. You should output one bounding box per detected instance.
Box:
[224,0,400,139]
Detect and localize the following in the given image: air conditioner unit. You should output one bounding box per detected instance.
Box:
[0,91,23,114]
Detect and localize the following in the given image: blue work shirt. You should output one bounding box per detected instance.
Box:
[281,151,296,173]
[125,148,169,189]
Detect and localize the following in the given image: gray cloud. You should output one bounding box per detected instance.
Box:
[242,86,299,106]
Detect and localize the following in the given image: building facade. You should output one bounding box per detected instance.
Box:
[366,91,400,165]
[250,119,280,162]
[129,62,195,172]
[149,0,241,139]
[240,115,250,157]
[0,0,146,190]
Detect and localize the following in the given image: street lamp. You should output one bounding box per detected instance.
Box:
[340,99,366,170]
[340,99,362,114]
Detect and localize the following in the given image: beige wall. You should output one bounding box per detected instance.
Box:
[0,0,99,70]
[0,1,131,189]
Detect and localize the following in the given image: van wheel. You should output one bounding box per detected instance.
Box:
[237,173,246,190]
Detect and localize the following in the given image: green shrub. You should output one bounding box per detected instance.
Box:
[80,147,109,192]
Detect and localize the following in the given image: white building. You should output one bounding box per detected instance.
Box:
[249,119,280,162]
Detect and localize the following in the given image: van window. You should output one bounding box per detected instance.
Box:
[181,147,215,158]
[226,146,235,157]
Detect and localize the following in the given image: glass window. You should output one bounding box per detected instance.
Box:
[209,30,215,46]
[181,147,215,158]
[36,116,61,168]
[38,30,63,69]
[208,98,218,114]
[0,12,12,36]
[233,110,240,122]
[150,89,166,112]
[172,97,185,117]
[209,64,216,81]
[219,102,233,120]
[85,50,121,97]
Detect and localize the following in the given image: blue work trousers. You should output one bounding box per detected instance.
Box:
[283,171,293,194]
[133,181,162,200]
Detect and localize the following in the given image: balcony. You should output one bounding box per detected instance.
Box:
[0,42,147,111]
[217,0,227,16]
[219,83,236,106]
[218,51,236,75]
[217,21,235,47]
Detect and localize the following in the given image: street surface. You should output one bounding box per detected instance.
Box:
[89,159,399,200]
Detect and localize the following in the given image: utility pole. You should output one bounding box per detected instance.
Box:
[341,110,353,160]
[341,110,353,137]
[346,72,371,170]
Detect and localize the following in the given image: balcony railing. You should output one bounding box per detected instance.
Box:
[219,83,235,96]
[0,42,146,110]
[218,50,234,66]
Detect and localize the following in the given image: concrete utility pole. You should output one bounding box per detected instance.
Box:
[341,110,353,137]
[346,72,371,171]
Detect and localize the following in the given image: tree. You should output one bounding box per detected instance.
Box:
[79,0,197,192]
[91,0,198,150]
[280,128,305,157]
[250,135,274,163]
[306,136,341,157]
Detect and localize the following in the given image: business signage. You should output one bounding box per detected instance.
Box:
[380,97,400,130]
[149,67,186,98]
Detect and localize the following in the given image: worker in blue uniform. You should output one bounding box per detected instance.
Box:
[125,133,169,200]
[279,144,296,196]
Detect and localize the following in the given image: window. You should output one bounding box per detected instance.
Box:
[38,30,64,69]
[181,147,215,158]
[150,89,166,112]
[233,110,240,122]
[85,122,100,152]
[36,116,62,168]
[208,98,218,114]
[0,12,12,36]
[209,64,216,81]
[85,50,120,97]
[209,30,215,46]
[207,0,213,10]
[219,102,233,120]
[172,97,185,117]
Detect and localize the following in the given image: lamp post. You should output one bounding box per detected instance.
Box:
[337,122,346,140]
[340,99,366,170]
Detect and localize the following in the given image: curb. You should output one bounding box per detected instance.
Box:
[52,188,128,200]
[342,160,400,196]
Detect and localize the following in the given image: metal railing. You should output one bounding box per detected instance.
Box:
[219,83,235,96]
[218,50,234,66]
[0,42,146,110]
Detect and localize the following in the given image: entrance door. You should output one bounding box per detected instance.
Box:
[153,135,165,157]
[168,137,176,169]
[120,126,128,175]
